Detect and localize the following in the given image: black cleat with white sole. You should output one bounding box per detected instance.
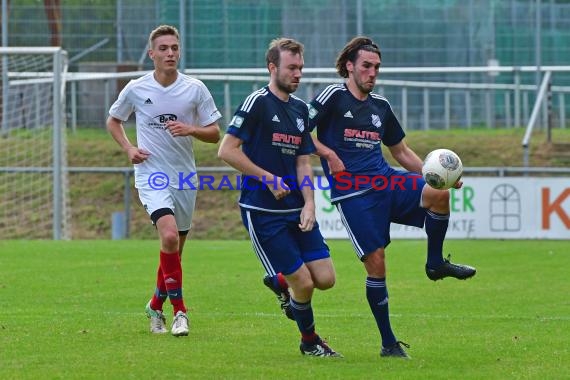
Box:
[425,255,476,281]
[300,336,343,358]
[263,275,294,320]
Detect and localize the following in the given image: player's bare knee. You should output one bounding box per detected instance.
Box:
[423,187,450,212]
[314,273,336,290]
[160,229,180,251]
[432,189,450,212]
[287,266,314,294]
[363,249,386,277]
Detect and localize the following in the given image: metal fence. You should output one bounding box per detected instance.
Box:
[4,60,569,240]
[3,0,570,240]
[5,0,570,130]
[63,65,570,132]
[7,0,570,70]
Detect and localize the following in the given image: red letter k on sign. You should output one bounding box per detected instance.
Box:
[542,188,570,229]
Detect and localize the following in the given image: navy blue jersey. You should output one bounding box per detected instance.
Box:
[226,86,315,212]
[309,84,405,201]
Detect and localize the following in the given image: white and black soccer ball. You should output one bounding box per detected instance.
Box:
[421,148,463,190]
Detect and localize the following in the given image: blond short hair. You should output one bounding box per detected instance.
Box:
[148,25,180,49]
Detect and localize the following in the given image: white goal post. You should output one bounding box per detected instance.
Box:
[0,47,69,239]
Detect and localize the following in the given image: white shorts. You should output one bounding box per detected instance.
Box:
[137,185,197,231]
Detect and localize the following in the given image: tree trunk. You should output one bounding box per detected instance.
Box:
[44,0,62,47]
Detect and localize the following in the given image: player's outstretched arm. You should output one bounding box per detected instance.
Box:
[388,139,423,174]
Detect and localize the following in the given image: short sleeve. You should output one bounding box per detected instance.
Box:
[108,81,135,121]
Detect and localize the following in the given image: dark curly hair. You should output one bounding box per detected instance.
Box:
[335,36,381,78]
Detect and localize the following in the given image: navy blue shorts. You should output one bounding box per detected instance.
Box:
[241,209,330,276]
[336,170,427,260]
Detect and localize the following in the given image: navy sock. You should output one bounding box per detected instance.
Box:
[425,210,449,268]
[290,298,317,343]
[366,277,396,347]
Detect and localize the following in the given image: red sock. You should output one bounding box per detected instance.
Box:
[160,250,187,315]
[277,273,289,290]
[149,264,168,311]
[301,332,318,344]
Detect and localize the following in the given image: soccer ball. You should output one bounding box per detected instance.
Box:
[422,149,463,190]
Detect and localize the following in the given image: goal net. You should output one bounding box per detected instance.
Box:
[0,47,70,239]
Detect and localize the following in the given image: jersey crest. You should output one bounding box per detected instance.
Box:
[296,118,305,132]
[371,114,382,128]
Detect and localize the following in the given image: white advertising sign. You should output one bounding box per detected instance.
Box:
[315,177,570,239]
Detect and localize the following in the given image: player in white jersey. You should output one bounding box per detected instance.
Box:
[107,25,221,337]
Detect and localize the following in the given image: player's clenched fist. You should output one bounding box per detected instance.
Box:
[127,146,150,164]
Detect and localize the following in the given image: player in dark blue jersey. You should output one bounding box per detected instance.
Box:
[309,36,477,359]
[218,38,341,357]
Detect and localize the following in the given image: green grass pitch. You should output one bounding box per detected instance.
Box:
[0,239,568,379]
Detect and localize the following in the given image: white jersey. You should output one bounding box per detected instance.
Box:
[109,71,221,189]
